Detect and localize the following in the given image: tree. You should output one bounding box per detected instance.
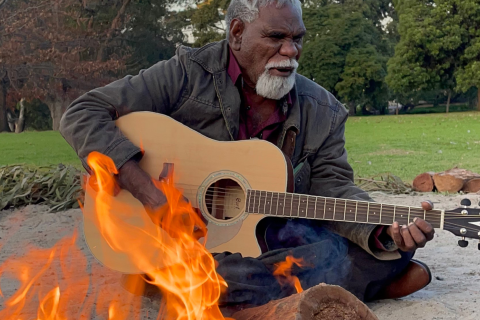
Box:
[387,0,480,112]
[0,0,185,131]
[299,0,395,114]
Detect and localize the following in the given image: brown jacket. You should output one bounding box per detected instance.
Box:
[59,40,399,260]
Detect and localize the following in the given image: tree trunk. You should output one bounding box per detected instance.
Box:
[46,93,71,131]
[15,98,26,133]
[0,74,7,132]
[231,284,378,320]
[396,102,399,115]
[446,90,451,113]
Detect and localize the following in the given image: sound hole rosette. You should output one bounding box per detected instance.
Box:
[197,171,251,227]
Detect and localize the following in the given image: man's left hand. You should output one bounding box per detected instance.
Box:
[386,201,435,252]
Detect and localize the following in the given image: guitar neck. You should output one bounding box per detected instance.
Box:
[245,190,444,228]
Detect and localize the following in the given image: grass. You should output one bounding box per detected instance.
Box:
[1,111,480,183]
[0,131,81,168]
[345,111,480,182]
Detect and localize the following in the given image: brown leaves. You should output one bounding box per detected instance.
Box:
[0,0,129,100]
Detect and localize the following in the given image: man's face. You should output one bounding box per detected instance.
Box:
[230,2,306,99]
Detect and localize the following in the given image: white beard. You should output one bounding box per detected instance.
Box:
[255,59,299,100]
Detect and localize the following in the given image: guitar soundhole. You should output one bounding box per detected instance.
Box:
[204,178,245,221]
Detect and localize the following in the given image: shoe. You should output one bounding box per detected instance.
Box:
[375,259,432,300]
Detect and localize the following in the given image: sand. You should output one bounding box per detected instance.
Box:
[1,192,479,319]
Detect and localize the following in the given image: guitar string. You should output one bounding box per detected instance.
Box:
[188,187,480,216]
[202,196,479,219]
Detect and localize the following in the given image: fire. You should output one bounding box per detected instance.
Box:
[273,256,307,293]
[0,151,230,320]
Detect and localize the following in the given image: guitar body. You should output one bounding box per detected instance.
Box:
[83,112,292,273]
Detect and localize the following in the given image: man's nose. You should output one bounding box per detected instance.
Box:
[279,40,299,59]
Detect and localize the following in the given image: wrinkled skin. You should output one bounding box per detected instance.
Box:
[228,3,306,87]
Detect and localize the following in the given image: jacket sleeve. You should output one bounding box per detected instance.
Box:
[59,46,189,170]
[308,105,401,260]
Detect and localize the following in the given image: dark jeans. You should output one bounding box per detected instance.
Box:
[214,218,413,307]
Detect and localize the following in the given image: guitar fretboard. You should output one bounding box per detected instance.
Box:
[245,190,442,228]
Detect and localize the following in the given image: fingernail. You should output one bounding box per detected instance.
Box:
[402,225,407,229]
[409,222,414,226]
[414,217,418,222]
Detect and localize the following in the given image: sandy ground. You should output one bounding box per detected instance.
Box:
[1,192,479,319]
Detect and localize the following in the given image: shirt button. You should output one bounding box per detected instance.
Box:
[246,106,251,110]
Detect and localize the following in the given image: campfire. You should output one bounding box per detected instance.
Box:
[0,152,229,319]
[0,152,377,320]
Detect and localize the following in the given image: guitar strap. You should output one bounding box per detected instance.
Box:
[280,129,296,161]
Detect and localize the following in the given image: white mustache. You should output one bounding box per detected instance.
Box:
[265,59,299,70]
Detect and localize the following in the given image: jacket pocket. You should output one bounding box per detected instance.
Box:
[293,158,311,194]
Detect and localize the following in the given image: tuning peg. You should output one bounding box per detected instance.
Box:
[459,239,469,247]
[461,199,471,207]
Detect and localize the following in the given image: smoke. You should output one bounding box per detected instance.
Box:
[273,219,352,293]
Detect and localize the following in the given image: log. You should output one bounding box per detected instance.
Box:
[412,172,434,192]
[462,178,480,193]
[433,173,464,193]
[432,168,480,193]
[232,283,378,320]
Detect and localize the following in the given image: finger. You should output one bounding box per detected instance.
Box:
[390,222,404,248]
[408,222,427,248]
[414,217,435,241]
[401,225,417,251]
[421,200,434,211]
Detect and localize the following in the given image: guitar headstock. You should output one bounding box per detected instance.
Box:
[444,199,480,249]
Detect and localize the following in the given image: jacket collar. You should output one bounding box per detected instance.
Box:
[189,39,301,143]
[190,40,229,74]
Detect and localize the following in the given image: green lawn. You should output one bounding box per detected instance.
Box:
[1,112,480,182]
[0,131,81,168]
[345,111,480,182]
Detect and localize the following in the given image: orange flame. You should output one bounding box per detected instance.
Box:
[0,151,230,319]
[273,256,307,293]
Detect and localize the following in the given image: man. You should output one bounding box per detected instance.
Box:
[60,0,434,308]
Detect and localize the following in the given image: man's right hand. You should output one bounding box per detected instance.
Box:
[116,159,167,210]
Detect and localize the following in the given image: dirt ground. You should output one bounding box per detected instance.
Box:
[1,192,479,319]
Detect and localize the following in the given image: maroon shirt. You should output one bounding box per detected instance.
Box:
[227,49,291,142]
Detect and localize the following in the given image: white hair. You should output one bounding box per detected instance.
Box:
[256,59,298,99]
[225,0,302,40]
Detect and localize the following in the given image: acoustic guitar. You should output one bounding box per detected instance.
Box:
[83,112,480,273]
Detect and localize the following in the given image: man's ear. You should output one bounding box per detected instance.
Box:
[229,19,244,51]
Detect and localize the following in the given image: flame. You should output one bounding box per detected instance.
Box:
[273,256,307,293]
[0,151,230,319]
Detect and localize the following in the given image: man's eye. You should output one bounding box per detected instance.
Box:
[270,34,284,39]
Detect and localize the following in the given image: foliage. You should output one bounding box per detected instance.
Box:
[387,0,480,108]
[0,0,187,131]
[0,164,83,212]
[181,0,230,47]
[299,0,395,114]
